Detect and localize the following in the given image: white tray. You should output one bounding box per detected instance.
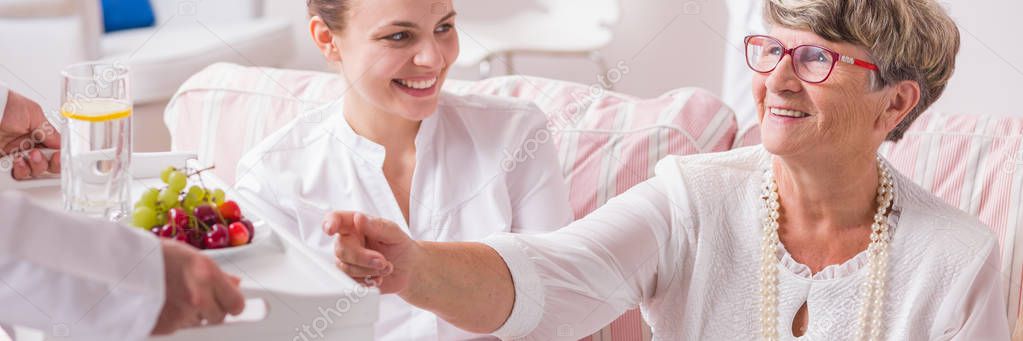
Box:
[4,155,378,340]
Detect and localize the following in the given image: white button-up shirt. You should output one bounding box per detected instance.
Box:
[235,92,573,340]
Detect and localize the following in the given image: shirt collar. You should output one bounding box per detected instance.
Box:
[324,97,441,167]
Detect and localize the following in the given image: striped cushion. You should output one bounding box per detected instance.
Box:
[878,112,1023,329]
[166,63,354,183]
[444,76,738,219]
[735,125,761,148]
[164,63,738,341]
[736,112,1023,329]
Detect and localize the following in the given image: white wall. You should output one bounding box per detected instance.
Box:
[267,0,1020,117]
[933,0,1022,116]
[265,0,730,97]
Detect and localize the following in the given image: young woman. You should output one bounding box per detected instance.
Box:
[234,0,573,339]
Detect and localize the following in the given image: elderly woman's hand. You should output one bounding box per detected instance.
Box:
[323,211,423,294]
[1,89,61,180]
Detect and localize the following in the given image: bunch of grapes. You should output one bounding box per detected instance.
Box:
[132,166,254,250]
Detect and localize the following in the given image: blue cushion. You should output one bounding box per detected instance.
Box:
[101,0,156,33]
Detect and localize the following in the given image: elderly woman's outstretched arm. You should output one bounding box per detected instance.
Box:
[324,177,678,339]
[323,209,517,334]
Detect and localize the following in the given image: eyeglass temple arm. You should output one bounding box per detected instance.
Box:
[840,55,879,70]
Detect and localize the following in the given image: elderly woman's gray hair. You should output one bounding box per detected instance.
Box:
[765,0,960,141]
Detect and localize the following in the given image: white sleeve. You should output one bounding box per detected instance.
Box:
[506,105,574,234]
[0,191,165,341]
[482,177,681,340]
[932,237,1010,340]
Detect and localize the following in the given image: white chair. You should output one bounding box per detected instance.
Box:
[453,0,620,81]
[0,0,292,151]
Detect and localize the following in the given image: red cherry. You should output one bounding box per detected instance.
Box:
[219,201,242,222]
[158,224,176,238]
[187,229,207,249]
[228,222,250,246]
[194,205,220,227]
[240,219,255,243]
[168,208,189,229]
[173,231,189,244]
[205,224,229,249]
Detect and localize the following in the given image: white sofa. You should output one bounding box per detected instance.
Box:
[0,0,292,151]
[164,63,1023,340]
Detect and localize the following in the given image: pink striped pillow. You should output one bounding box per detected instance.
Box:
[877,112,1023,329]
[165,64,738,341]
[448,76,738,219]
[166,63,349,183]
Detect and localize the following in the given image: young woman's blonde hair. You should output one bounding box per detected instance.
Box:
[765,0,960,141]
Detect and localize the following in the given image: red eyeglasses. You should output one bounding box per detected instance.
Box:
[744,35,878,83]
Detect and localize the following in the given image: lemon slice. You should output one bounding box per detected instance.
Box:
[61,99,132,122]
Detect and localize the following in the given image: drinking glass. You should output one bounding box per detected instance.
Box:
[59,62,133,221]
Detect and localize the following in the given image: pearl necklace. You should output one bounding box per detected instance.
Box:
[758,157,895,340]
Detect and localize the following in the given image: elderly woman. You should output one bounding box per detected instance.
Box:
[324,0,1009,339]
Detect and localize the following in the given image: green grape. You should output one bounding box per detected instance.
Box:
[160,166,176,184]
[159,188,180,208]
[156,212,168,226]
[182,199,198,213]
[132,206,158,228]
[185,186,204,206]
[167,171,188,192]
[187,185,205,199]
[136,188,159,209]
[212,189,226,205]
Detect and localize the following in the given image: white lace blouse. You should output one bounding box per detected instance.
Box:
[483,146,1009,340]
